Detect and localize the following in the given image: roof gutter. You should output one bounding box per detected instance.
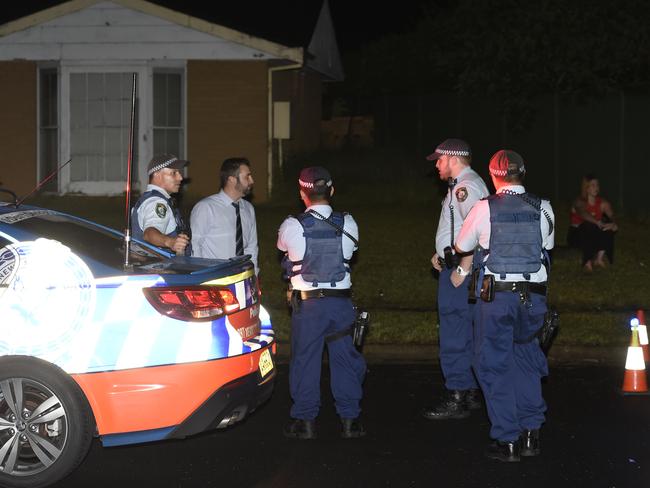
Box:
[267,61,303,199]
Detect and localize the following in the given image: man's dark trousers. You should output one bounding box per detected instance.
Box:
[473,291,548,442]
[289,296,366,420]
[438,267,478,390]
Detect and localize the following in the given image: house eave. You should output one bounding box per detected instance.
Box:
[0,0,304,64]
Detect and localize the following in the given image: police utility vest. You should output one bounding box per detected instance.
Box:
[283,211,350,287]
[131,189,183,241]
[485,192,543,279]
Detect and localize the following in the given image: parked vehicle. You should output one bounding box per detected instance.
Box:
[0,194,275,488]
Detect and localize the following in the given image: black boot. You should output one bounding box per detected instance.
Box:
[485,439,521,462]
[422,390,470,420]
[283,418,316,440]
[341,418,366,439]
[520,429,541,457]
[465,388,483,411]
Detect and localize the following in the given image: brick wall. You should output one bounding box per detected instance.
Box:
[187,61,269,202]
[0,61,37,196]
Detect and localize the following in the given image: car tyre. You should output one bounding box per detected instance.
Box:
[0,356,95,488]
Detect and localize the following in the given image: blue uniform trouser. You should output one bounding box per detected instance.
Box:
[289,296,367,420]
[473,291,549,442]
[437,267,478,391]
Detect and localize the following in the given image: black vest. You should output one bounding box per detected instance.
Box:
[486,192,543,279]
[282,211,350,287]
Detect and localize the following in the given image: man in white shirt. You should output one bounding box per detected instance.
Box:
[277,166,366,440]
[190,158,259,273]
[422,139,489,421]
[453,149,555,462]
[131,154,190,255]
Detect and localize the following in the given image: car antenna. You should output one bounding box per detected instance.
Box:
[15,158,72,208]
[123,73,137,270]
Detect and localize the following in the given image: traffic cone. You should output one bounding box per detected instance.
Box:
[621,320,649,395]
[637,309,649,362]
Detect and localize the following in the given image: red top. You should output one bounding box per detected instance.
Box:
[570,196,603,225]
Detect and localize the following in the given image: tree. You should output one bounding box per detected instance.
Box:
[339,0,650,131]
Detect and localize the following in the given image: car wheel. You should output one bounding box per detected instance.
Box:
[0,356,94,488]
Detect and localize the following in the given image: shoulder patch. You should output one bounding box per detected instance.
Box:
[455,187,468,203]
[155,203,167,218]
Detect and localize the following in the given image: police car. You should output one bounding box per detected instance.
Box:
[0,193,275,488]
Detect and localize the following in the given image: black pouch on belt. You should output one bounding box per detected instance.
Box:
[290,290,302,311]
[480,275,495,302]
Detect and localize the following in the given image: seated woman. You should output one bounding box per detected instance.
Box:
[568,174,618,272]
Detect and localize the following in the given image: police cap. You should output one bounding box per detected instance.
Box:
[426,138,471,161]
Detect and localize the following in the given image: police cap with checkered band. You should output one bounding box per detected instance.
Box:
[298,166,333,190]
[146,154,189,176]
[488,149,526,178]
[426,138,471,161]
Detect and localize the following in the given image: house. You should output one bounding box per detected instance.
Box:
[0,0,344,201]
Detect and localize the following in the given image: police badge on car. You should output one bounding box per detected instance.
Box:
[0,245,18,300]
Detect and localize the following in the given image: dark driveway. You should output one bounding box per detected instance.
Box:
[52,361,648,488]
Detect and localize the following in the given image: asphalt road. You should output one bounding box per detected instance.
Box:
[51,360,649,488]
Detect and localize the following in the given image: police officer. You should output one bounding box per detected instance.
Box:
[277,166,366,439]
[452,150,554,462]
[132,154,190,254]
[423,138,489,420]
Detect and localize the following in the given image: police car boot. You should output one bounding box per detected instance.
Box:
[421,390,470,420]
[485,439,521,462]
[283,418,317,440]
[341,418,366,439]
[520,429,541,457]
[465,388,483,411]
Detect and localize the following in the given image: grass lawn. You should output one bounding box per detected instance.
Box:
[25,149,650,347]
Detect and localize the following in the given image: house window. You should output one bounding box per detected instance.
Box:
[69,73,133,183]
[153,71,183,157]
[39,69,58,192]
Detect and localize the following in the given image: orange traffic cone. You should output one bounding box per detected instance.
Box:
[637,309,649,362]
[621,319,649,395]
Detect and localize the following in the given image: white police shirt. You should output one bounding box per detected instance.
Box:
[137,184,177,236]
[277,204,359,291]
[190,191,259,273]
[455,185,555,283]
[435,166,489,257]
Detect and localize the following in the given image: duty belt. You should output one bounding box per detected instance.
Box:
[493,281,547,296]
[293,289,352,300]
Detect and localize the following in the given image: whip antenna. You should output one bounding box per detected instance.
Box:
[16,159,72,207]
[123,73,137,269]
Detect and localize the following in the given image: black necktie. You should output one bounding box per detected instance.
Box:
[232,201,244,256]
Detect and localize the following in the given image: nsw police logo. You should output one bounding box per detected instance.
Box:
[455,187,468,203]
[155,203,167,218]
[0,245,18,300]
[0,239,96,358]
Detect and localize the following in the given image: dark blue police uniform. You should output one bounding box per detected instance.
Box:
[455,149,555,461]
[424,139,488,420]
[473,192,551,457]
[278,167,366,439]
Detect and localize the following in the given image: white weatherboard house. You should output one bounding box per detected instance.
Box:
[0,0,343,201]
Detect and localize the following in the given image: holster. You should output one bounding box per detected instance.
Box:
[352,309,370,348]
[480,275,495,302]
[324,308,370,351]
[290,288,301,311]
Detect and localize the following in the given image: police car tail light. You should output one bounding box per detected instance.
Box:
[143,286,240,321]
